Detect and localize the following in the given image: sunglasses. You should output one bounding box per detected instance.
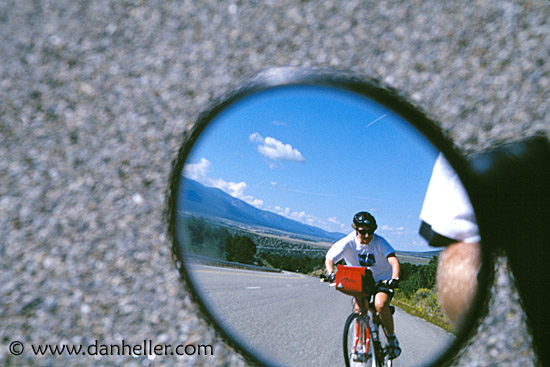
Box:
[356,228,375,236]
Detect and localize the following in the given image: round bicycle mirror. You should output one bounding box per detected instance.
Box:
[168,68,487,367]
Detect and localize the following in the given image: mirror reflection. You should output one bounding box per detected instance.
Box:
[175,85,475,366]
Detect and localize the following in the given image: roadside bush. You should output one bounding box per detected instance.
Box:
[413,288,432,303]
[398,256,438,297]
[180,216,229,259]
[258,252,325,273]
[409,288,442,317]
[226,235,257,264]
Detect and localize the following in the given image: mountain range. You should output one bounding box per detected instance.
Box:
[178,178,346,241]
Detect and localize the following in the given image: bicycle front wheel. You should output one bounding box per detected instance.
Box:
[343,313,374,367]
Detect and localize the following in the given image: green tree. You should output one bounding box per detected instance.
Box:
[186,217,207,253]
[397,256,439,297]
[226,235,257,264]
[183,217,229,259]
[421,255,438,289]
[400,271,425,296]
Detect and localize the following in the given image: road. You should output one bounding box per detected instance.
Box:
[187,264,454,367]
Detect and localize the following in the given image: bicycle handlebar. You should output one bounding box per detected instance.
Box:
[380,278,399,289]
[320,272,399,289]
[319,273,335,283]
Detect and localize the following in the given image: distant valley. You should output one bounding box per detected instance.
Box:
[178,178,346,242]
[178,178,442,262]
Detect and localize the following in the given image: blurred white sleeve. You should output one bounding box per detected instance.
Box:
[420,153,480,244]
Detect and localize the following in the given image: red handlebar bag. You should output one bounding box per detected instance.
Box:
[334,265,375,298]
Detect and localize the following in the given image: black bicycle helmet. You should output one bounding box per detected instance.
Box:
[353,211,378,231]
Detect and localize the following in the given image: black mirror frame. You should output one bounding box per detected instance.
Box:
[167,67,495,367]
[467,134,550,367]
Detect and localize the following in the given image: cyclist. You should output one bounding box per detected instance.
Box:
[325,211,401,360]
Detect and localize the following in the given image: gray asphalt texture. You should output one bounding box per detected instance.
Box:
[1,1,549,366]
[188,264,454,367]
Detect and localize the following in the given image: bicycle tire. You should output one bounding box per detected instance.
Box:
[343,313,375,367]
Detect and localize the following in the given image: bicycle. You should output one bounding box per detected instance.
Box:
[321,265,398,367]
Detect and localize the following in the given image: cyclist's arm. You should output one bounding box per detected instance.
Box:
[325,258,334,275]
[387,253,400,279]
[325,233,354,275]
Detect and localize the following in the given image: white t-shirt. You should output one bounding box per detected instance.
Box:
[420,154,480,244]
[326,232,395,282]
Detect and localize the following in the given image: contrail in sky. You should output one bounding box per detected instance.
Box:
[365,113,388,128]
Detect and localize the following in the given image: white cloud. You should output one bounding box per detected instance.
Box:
[183,158,347,233]
[183,158,211,181]
[183,158,263,208]
[380,224,406,235]
[275,207,316,225]
[271,206,346,233]
[249,132,305,163]
[327,217,349,233]
[249,132,263,143]
[411,240,425,248]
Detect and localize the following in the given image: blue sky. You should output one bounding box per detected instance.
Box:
[182,85,439,252]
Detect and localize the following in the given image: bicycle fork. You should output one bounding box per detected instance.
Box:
[354,316,370,355]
